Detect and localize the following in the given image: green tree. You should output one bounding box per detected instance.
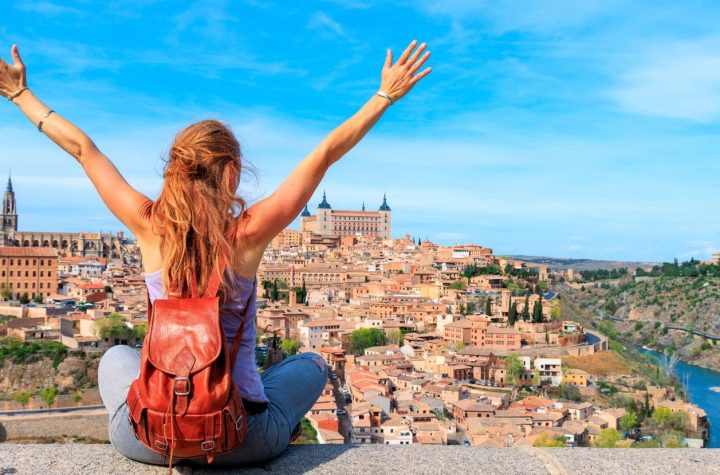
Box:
[95,314,133,340]
[521,296,530,321]
[558,384,582,402]
[386,330,404,346]
[39,387,57,408]
[132,323,147,341]
[620,412,638,433]
[1,289,11,300]
[484,298,492,316]
[504,354,526,385]
[32,294,43,304]
[271,279,279,302]
[508,302,518,326]
[19,293,30,305]
[652,406,674,430]
[593,428,621,448]
[261,280,273,299]
[349,328,385,355]
[534,432,566,447]
[663,436,685,448]
[450,280,467,291]
[550,304,561,321]
[280,339,301,356]
[532,298,543,323]
[12,391,31,407]
[103,285,113,293]
[455,341,466,351]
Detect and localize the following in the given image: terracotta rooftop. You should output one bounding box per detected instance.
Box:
[0,247,58,257]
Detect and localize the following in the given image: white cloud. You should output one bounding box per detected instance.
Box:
[308,12,347,39]
[610,39,720,122]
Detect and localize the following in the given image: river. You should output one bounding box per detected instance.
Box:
[638,347,720,448]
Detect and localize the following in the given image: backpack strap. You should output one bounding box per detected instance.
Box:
[228,277,257,364]
[203,218,240,298]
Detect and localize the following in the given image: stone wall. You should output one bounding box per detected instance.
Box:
[0,410,108,442]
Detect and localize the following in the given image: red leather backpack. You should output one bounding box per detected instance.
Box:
[126,253,249,468]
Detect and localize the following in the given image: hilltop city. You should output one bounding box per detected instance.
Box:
[0,176,712,448]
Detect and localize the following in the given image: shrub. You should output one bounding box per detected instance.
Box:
[593,428,622,448]
[534,432,566,447]
[39,387,57,408]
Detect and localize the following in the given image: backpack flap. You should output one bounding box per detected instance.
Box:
[147,296,223,375]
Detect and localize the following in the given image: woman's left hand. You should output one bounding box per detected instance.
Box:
[0,44,28,100]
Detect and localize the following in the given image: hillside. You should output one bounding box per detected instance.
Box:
[560,276,720,370]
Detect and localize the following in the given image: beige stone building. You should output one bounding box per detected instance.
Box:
[1,175,126,258]
[0,247,58,300]
[300,192,392,240]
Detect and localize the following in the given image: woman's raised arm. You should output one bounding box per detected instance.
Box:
[0,45,152,238]
[242,40,432,248]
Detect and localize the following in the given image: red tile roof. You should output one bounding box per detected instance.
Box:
[0,247,58,258]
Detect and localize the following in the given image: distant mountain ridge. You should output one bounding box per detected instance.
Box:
[507,255,659,271]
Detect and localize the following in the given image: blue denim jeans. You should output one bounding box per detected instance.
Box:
[98,345,328,466]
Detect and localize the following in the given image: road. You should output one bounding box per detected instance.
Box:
[0,405,105,417]
[603,316,720,341]
[329,374,352,442]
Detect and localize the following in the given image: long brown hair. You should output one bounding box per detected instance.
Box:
[151,120,246,297]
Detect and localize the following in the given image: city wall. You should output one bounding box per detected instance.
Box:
[0,410,108,442]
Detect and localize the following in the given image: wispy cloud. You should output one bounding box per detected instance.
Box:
[308,12,347,40]
[610,38,720,122]
[15,1,86,17]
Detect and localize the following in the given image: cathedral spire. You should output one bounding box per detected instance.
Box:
[362,201,365,211]
[379,193,391,211]
[6,171,12,193]
[318,191,331,209]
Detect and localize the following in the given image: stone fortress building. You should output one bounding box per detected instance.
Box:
[1,174,127,259]
[300,192,392,240]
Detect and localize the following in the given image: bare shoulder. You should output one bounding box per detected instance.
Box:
[231,212,267,280]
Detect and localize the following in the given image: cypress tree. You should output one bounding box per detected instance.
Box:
[508,302,518,326]
[532,298,543,323]
[521,296,530,321]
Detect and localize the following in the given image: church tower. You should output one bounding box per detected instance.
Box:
[2,173,17,233]
[316,191,332,236]
[378,193,392,240]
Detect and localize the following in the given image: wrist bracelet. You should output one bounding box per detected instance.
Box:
[38,110,55,133]
[7,87,28,102]
[375,90,394,105]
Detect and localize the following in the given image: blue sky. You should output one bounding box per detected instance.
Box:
[2,0,720,262]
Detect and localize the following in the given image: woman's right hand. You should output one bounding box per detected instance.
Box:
[379,40,432,103]
[0,44,28,100]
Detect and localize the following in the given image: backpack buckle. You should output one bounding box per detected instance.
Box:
[174,376,191,396]
[154,440,168,451]
[201,440,215,451]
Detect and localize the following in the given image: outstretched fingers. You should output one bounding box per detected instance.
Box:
[397,39,418,65]
[406,43,427,67]
[11,44,24,69]
[384,49,392,70]
[409,51,431,75]
[410,67,432,86]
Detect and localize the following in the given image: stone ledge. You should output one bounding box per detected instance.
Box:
[1,444,719,475]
